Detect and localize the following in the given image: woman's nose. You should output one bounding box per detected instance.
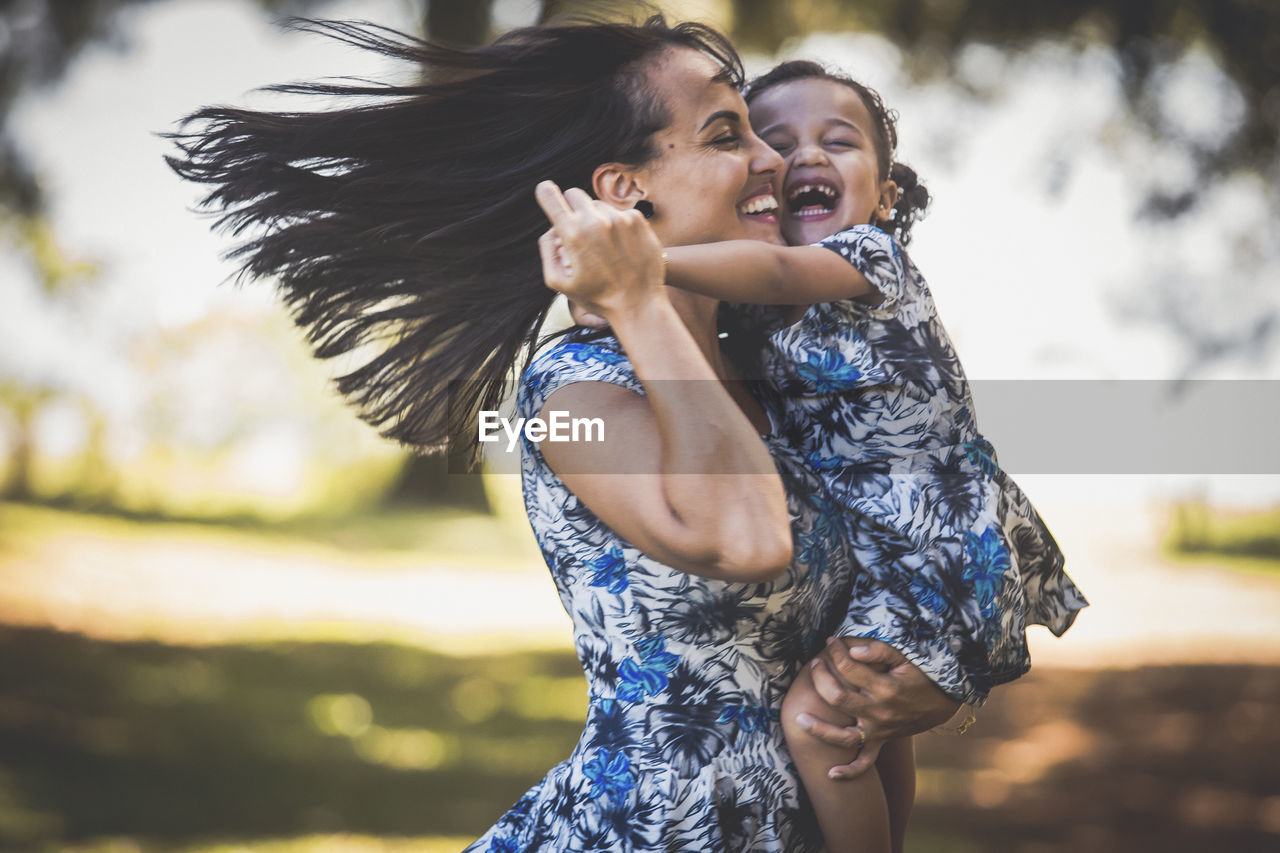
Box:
[748,133,784,177]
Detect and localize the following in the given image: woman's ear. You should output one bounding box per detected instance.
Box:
[875,180,899,225]
[592,163,645,211]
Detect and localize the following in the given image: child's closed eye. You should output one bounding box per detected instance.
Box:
[760,134,794,154]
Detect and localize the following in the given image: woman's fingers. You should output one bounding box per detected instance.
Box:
[817,638,883,698]
[533,181,665,316]
[544,228,574,274]
[562,186,597,214]
[537,229,569,290]
[847,638,906,672]
[829,737,884,780]
[534,180,575,226]
[794,713,867,750]
[794,712,886,777]
[568,299,609,329]
[808,653,866,717]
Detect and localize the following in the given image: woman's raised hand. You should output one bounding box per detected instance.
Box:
[535,181,666,319]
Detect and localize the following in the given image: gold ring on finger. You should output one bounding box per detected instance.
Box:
[853,727,867,759]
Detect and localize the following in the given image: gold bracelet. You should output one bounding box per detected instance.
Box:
[933,703,977,735]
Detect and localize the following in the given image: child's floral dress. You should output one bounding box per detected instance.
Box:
[759,224,1088,706]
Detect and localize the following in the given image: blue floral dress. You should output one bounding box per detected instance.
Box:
[755,224,1088,706]
[463,335,852,853]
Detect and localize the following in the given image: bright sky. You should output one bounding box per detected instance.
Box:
[3,0,1278,505]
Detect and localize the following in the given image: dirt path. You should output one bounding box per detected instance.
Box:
[3,494,1279,852]
[2,489,1279,665]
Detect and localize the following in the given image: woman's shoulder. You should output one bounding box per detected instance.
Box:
[519,332,642,416]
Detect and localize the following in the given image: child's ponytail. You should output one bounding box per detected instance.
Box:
[887,161,930,246]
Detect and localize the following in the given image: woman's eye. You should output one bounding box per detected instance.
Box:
[712,134,741,148]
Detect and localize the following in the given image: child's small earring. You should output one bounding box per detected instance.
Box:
[634,200,655,219]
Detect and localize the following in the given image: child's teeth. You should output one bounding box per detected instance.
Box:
[788,184,836,201]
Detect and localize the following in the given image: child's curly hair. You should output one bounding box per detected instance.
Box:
[744,60,929,245]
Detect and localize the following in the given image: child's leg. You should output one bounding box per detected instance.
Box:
[782,661,891,853]
[875,736,915,853]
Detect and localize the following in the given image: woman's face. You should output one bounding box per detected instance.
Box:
[631,48,785,247]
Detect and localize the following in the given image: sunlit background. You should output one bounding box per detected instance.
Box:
[1,0,1278,851]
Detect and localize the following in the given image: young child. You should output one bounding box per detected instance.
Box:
[655,61,1090,853]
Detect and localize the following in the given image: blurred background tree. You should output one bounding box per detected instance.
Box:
[1,0,1277,514]
[3,0,1276,240]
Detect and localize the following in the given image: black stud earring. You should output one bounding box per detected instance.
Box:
[634,200,655,219]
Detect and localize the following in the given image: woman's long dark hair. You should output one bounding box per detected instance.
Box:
[165,15,742,462]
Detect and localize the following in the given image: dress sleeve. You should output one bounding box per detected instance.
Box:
[814,224,907,312]
[517,338,644,430]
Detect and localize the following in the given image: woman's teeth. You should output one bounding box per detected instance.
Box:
[738,194,779,216]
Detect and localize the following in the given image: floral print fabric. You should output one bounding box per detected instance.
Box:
[762,224,1089,706]
[464,335,849,852]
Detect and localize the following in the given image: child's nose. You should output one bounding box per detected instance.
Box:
[793,142,831,167]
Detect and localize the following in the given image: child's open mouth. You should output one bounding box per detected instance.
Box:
[786,183,839,220]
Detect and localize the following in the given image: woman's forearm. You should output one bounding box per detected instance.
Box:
[534,181,791,581]
[605,291,792,580]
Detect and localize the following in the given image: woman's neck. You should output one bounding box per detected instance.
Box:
[665,287,731,378]
[664,286,768,434]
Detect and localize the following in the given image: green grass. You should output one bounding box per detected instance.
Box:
[0,500,541,572]
[1165,501,1280,574]
[0,626,585,851]
[44,835,474,853]
[7,631,1280,852]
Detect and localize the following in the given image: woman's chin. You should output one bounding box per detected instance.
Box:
[740,214,784,245]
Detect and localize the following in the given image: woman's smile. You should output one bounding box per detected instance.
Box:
[632,47,784,247]
[738,184,780,225]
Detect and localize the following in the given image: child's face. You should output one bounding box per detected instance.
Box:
[749,77,895,246]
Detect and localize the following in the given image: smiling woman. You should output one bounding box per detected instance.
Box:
[165,13,959,852]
